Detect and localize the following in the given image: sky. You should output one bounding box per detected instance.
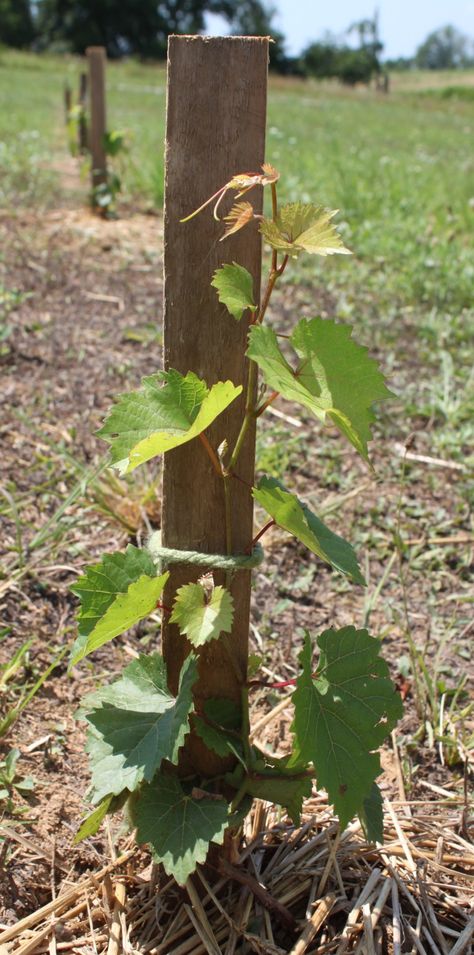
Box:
[206,1,474,59]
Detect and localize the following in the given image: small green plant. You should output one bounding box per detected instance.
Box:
[0,642,68,738]
[0,748,35,817]
[91,129,129,216]
[0,285,30,355]
[66,104,86,158]
[72,165,402,883]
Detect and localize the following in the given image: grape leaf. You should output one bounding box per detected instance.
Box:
[194,717,237,758]
[253,477,365,585]
[194,697,242,758]
[245,773,312,824]
[211,263,256,320]
[129,773,229,884]
[260,203,350,258]
[359,782,384,843]
[170,583,234,647]
[291,629,402,829]
[221,201,255,239]
[71,545,168,665]
[204,698,241,729]
[74,795,113,844]
[247,318,393,462]
[83,653,197,803]
[248,653,263,678]
[98,369,242,474]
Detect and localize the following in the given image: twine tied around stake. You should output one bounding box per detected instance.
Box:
[147,531,264,574]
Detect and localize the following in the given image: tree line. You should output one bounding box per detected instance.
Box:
[1,1,474,81]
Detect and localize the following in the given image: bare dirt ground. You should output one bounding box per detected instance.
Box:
[0,196,472,950]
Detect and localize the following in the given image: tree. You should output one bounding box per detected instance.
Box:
[300,40,339,80]
[384,56,413,71]
[0,0,36,48]
[301,42,379,87]
[301,11,384,86]
[227,0,299,74]
[35,0,237,58]
[415,25,474,70]
[347,10,383,79]
[33,0,294,63]
[33,0,296,72]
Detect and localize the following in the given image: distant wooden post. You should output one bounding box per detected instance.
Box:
[78,71,88,153]
[64,83,72,123]
[162,36,268,775]
[86,46,107,188]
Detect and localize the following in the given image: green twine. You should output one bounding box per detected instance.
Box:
[147,532,263,572]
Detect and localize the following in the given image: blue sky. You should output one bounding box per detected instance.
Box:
[206,1,474,59]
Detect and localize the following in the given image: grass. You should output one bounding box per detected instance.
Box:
[2,50,473,310]
[1,49,473,770]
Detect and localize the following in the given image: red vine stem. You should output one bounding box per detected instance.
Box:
[248,672,319,689]
[254,390,280,418]
[251,518,275,548]
[247,677,296,689]
[156,602,172,615]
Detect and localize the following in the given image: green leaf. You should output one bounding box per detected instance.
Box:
[245,773,312,824]
[195,697,242,758]
[211,263,256,321]
[260,203,350,258]
[83,654,197,803]
[129,773,229,884]
[194,717,236,758]
[204,698,241,728]
[170,583,234,647]
[247,318,393,462]
[70,545,168,665]
[253,477,365,584]
[98,369,242,474]
[248,653,263,678]
[4,748,20,783]
[74,795,113,844]
[291,629,402,829]
[359,782,384,843]
[14,776,36,793]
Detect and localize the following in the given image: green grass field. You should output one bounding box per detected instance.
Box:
[2,50,473,471]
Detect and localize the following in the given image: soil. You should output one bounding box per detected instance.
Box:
[0,188,472,934]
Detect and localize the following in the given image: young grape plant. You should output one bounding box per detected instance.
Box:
[71,164,402,884]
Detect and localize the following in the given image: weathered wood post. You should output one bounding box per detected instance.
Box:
[162,36,268,774]
[64,83,72,123]
[86,46,107,188]
[78,70,88,153]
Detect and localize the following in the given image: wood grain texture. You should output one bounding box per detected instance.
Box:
[162,36,268,773]
[86,47,107,187]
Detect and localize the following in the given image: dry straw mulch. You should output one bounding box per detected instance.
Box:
[1,789,473,955]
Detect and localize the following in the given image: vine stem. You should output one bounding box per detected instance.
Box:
[199,431,233,561]
[199,431,222,476]
[229,253,289,474]
[223,475,233,562]
[230,778,249,813]
[255,390,279,418]
[248,677,296,689]
[156,601,172,615]
[251,518,275,549]
[240,685,252,766]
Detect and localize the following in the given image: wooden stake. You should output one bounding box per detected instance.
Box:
[162,35,268,774]
[78,70,88,153]
[64,83,72,123]
[86,46,107,188]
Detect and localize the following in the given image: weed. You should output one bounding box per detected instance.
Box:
[0,748,36,818]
